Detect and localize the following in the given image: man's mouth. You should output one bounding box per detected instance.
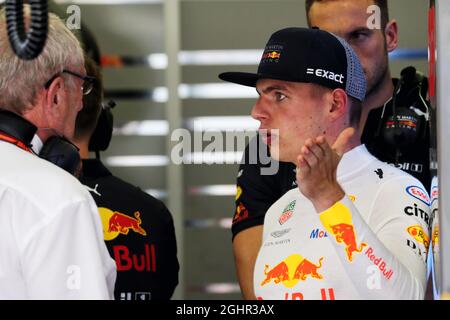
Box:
[259,129,274,146]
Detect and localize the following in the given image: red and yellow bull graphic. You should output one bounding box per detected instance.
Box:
[407,225,430,248]
[235,186,242,201]
[386,120,417,129]
[99,208,147,241]
[262,50,281,60]
[260,254,324,288]
[233,202,249,224]
[320,200,367,262]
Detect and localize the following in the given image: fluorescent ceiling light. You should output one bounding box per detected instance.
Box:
[105,155,169,167]
[144,189,167,199]
[184,151,243,164]
[179,49,262,66]
[104,152,243,166]
[189,185,236,196]
[151,83,257,102]
[186,116,259,131]
[146,50,262,69]
[185,218,232,229]
[137,48,426,70]
[179,83,257,99]
[113,117,257,136]
[143,185,236,198]
[114,120,169,136]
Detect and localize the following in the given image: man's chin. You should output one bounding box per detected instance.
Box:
[269,147,287,163]
[270,149,296,164]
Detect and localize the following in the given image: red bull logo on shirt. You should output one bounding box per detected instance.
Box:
[233,202,249,224]
[235,186,242,201]
[99,208,147,241]
[113,244,156,272]
[320,200,367,262]
[365,247,393,280]
[260,254,324,288]
[329,223,366,262]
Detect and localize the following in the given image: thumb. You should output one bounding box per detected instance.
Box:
[332,127,355,157]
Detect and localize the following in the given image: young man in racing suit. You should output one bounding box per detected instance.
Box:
[221,27,429,299]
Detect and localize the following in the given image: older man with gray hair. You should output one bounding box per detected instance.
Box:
[0,8,116,299]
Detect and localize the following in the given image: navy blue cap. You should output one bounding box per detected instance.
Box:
[219,27,366,101]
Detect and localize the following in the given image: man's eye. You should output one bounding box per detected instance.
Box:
[275,92,286,101]
[350,32,369,41]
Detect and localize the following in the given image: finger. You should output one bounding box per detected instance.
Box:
[296,154,311,177]
[301,145,319,168]
[332,127,355,157]
[316,135,333,160]
[309,137,326,159]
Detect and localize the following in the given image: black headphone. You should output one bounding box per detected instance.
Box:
[88,100,116,158]
[375,66,430,161]
[0,110,81,176]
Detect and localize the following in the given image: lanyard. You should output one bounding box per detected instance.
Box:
[0,132,33,153]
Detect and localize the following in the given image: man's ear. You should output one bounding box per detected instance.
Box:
[328,88,348,122]
[45,77,65,115]
[385,20,398,53]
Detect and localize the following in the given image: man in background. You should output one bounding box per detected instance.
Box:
[73,58,179,300]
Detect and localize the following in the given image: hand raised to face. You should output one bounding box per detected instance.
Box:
[296,127,356,212]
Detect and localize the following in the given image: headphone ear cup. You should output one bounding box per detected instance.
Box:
[39,136,81,176]
[382,107,424,149]
[88,107,114,152]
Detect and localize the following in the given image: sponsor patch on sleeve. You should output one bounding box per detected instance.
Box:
[406,185,430,206]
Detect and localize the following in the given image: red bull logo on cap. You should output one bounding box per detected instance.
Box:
[261,44,283,64]
[99,208,147,241]
[260,254,324,288]
[262,50,281,60]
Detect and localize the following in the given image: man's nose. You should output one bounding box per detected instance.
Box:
[251,97,269,123]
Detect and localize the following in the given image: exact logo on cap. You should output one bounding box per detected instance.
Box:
[306,68,345,84]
